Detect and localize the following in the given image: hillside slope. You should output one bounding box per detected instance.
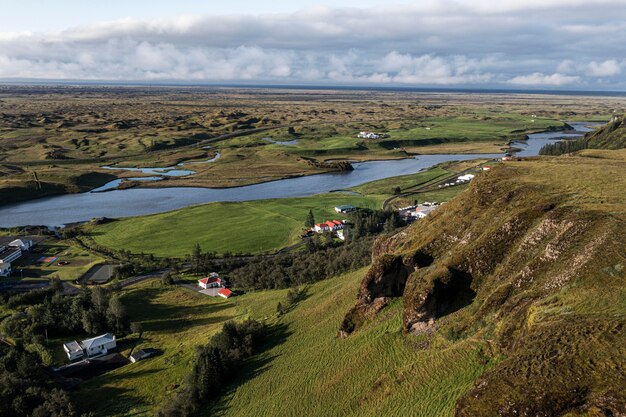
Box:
[341,150,626,416]
[586,114,626,149]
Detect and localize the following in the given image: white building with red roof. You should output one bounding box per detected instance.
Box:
[314,220,344,233]
[198,272,223,289]
[218,288,233,298]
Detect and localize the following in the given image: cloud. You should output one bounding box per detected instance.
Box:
[0,1,625,88]
[507,73,580,86]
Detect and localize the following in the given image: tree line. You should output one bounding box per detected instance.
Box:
[1,285,130,350]
[157,319,267,417]
[539,139,588,156]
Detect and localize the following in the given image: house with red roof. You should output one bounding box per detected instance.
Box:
[314,219,344,233]
[198,273,223,289]
[218,288,233,299]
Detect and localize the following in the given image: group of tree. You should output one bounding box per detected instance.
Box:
[1,285,130,347]
[0,343,79,417]
[157,319,266,417]
[229,236,374,290]
[347,209,403,239]
[539,139,588,156]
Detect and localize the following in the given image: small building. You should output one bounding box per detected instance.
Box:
[314,220,344,233]
[198,273,223,289]
[334,205,357,214]
[218,288,233,299]
[9,239,33,251]
[482,166,492,171]
[337,229,346,241]
[130,348,158,363]
[0,262,11,277]
[63,333,117,361]
[457,174,475,182]
[411,211,428,219]
[502,156,513,161]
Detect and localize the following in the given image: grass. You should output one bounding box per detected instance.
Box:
[351,166,449,197]
[76,269,492,417]
[90,194,381,257]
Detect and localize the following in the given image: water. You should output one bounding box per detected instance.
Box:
[511,122,598,156]
[0,122,598,227]
[100,152,221,178]
[91,176,164,193]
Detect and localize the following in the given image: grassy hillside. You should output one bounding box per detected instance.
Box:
[90,194,381,257]
[586,114,626,149]
[76,269,492,417]
[342,149,626,416]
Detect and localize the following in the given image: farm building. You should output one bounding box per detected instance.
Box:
[218,288,233,299]
[457,174,475,182]
[0,263,11,277]
[63,333,117,361]
[334,205,357,213]
[314,220,344,233]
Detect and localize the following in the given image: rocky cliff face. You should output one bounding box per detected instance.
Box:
[340,151,626,416]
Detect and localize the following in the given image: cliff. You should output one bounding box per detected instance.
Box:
[340,149,626,416]
[585,114,626,149]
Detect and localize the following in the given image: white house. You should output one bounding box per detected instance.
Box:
[411,211,428,219]
[198,273,223,289]
[457,174,475,182]
[314,220,344,233]
[9,239,33,251]
[0,263,11,277]
[63,333,117,361]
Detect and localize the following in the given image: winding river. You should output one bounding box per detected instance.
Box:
[0,123,596,227]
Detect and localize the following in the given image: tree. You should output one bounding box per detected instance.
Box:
[161,271,174,285]
[276,302,284,316]
[393,186,401,195]
[107,296,129,334]
[192,243,202,273]
[130,322,144,339]
[305,210,315,229]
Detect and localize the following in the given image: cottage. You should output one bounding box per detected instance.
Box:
[198,273,223,289]
[314,220,344,233]
[334,205,357,214]
[63,333,117,361]
[218,288,233,299]
[0,263,11,277]
[482,166,492,171]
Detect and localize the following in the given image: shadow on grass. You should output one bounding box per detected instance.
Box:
[209,322,293,415]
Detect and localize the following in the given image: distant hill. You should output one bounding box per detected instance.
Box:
[540,115,626,155]
[586,114,626,149]
[341,150,626,416]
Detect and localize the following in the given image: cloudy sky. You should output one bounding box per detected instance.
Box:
[1,0,626,90]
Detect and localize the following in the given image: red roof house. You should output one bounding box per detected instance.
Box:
[218,288,233,299]
[198,276,222,289]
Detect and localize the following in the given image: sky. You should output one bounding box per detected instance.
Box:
[1,0,625,90]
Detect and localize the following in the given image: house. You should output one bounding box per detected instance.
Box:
[198,273,223,289]
[314,220,344,233]
[130,348,158,363]
[411,211,428,219]
[218,288,233,299]
[334,205,357,214]
[0,263,11,277]
[482,166,492,171]
[9,239,33,251]
[502,156,513,161]
[63,333,117,361]
[0,246,22,265]
[357,131,380,139]
[457,174,475,182]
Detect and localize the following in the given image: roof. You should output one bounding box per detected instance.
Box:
[218,288,233,298]
[9,239,30,247]
[199,276,221,285]
[0,263,10,271]
[332,220,343,225]
[81,333,115,350]
[0,247,21,261]
[335,205,355,209]
[63,340,82,353]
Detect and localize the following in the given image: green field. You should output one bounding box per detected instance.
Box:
[76,269,491,417]
[90,194,381,257]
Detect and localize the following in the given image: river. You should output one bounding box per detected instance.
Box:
[0,123,596,227]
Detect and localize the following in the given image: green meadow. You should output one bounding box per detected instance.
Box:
[90,194,381,257]
[76,269,492,417]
